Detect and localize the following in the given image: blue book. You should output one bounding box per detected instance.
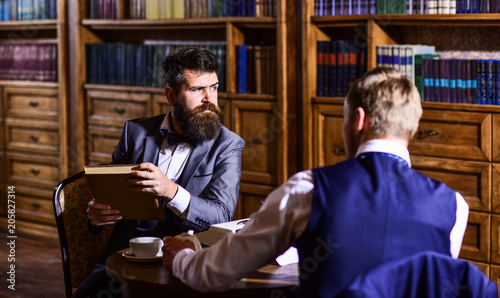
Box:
[432,59,440,102]
[449,59,457,103]
[236,45,248,93]
[475,60,484,104]
[495,61,500,105]
[328,40,338,97]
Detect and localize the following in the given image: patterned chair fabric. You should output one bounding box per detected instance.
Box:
[53,171,114,298]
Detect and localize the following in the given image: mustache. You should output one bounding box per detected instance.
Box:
[191,103,221,115]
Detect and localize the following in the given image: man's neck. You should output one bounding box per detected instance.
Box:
[169,112,185,136]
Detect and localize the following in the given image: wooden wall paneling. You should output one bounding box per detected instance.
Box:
[411,156,491,213]
[492,164,500,214]
[490,265,500,292]
[493,114,500,163]
[492,215,500,265]
[467,260,490,278]
[459,211,490,263]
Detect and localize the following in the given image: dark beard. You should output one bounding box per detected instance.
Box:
[173,101,223,143]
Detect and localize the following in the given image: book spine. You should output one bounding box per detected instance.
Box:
[440,59,450,103]
[495,61,500,105]
[423,59,433,102]
[486,60,493,105]
[449,59,457,103]
[317,41,325,97]
[432,58,441,102]
[236,44,248,93]
[414,55,425,101]
[328,40,337,97]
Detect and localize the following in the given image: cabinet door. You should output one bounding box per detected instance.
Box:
[3,87,59,121]
[492,164,500,214]
[491,265,500,289]
[86,90,151,127]
[87,126,123,165]
[411,155,491,212]
[231,100,280,186]
[5,118,59,155]
[459,211,490,263]
[409,109,491,162]
[313,104,346,168]
[235,182,274,220]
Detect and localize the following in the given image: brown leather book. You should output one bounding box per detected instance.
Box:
[84,164,166,220]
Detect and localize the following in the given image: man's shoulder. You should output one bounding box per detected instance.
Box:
[217,125,244,144]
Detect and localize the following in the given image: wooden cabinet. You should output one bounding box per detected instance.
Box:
[302,3,500,288]
[0,2,68,238]
[68,0,297,220]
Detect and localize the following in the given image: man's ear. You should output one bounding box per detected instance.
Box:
[355,107,366,133]
[164,87,176,106]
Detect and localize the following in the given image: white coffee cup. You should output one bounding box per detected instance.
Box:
[129,237,163,257]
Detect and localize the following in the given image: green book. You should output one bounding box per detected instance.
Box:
[415,54,440,101]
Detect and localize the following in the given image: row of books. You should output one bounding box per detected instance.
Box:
[376,44,436,85]
[86,41,226,91]
[90,0,276,19]
[316,40,366,97]
[314,0,500,15]
[89,0,117,19]
[419,58,500,104]
[236,44,276,95]
[0,0,57,20]
[0,43,57,82]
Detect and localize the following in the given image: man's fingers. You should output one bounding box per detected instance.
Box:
[89,200,112,210]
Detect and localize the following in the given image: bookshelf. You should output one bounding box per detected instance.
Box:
[302,6,500,287]
[0,1,68,238]
[67,0,298,220]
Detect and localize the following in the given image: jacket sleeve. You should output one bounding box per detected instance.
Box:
[181,135,245,231]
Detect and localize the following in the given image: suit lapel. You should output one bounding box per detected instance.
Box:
[177,139,213,188]
[143,135,161,165]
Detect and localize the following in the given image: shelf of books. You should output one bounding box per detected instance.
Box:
[0,0,67,238]
[303,0,500,286]
[70,0,296,219]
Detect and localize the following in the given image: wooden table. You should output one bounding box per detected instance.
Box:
[105,251,299,298]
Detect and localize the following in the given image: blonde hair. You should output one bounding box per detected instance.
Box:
[346,67,422,139]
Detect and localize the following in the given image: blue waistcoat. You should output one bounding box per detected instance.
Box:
[295,152,457,297]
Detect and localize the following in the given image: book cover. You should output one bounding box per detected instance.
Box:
[317,41,325,97]
[432,58,441,102]
[328,40,338,97]
[84,164,166,220]
[486,60,493,105]
[439,59,450,103]
[449,59,457,103]
[236,44,248,93]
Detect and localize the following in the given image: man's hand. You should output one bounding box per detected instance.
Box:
[162,236,195,271]
[129,162,179,201]
[87,199,122,226]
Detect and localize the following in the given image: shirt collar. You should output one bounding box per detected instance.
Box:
[355,139,411,167]
[160,112,173,134]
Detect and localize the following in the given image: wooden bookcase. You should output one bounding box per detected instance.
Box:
[0,3,68,238]
[301,5,500,289]
[67,0,298,220]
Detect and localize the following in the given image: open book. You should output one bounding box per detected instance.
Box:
[84,164,166,220]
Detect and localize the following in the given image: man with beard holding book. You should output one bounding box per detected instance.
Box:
[73,47,245,298]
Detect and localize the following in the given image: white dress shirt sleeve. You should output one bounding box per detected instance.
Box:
[166,186,191,218]
[449,192,469,259]
[172,170,315,292]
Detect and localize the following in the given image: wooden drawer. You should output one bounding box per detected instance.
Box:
[459,211,490,263]
[231,100,280,186]
[15,186,54,225]
[409,109,491,162]
[3,87,59,121]
[235,182,274,220]
[5,118,59,155]
[87,125,123,165]
[6,153,60,188]
[492,164,500,214]
[86,90,151,127]
[492,215,500,265]
[411,156,491,213]
[313,104,346,168]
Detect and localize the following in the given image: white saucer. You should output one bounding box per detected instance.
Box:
[121,249,163,263]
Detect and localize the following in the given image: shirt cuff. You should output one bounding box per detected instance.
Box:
[172,248,195,279]
[166,186,191,218]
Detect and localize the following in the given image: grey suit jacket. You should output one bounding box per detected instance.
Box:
[99,114,244,261]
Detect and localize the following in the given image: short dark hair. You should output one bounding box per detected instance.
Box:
[162,47,219,94]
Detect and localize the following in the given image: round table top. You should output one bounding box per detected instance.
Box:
[105,250,299,297]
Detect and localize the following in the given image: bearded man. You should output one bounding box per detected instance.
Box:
[73,47,245,298]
